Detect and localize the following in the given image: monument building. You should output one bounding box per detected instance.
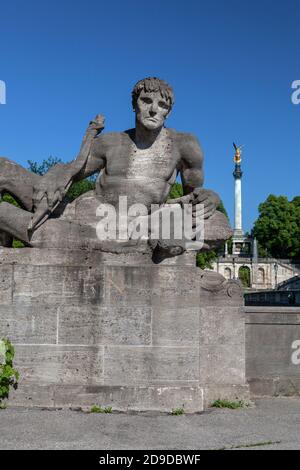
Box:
[211,144,300,289]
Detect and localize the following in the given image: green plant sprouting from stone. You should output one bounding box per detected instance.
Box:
[0,338,19,406]
[90,405,112,413]
[211,398,249,409]
[171,407,185,415]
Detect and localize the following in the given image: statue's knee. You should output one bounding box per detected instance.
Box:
[0,156,10,168]
[0,157,13,182]
[0,201,11,219]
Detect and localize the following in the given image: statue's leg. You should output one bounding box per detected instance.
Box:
[0,157,40,245]
[0,202,32,244]
[0,157,40,211]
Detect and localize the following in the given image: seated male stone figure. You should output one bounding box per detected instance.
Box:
[0,77,232,256]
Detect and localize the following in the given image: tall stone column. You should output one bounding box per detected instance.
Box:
[233,162,243,236]
[232,144,244,257]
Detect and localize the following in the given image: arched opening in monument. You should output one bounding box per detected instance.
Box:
[224,267,232,280]
[257,267,265,284]
[238,265,251,287]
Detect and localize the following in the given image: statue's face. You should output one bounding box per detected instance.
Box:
[135,90,170,130]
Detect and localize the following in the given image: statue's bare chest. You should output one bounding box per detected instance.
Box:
[106,131,178,180]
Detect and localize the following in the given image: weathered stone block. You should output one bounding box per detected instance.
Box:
[0,248,248,411]
[152,306,199,346]
[53,384,204,412]
[104,266,153,305]
[0,304,57,344]
[9,384,55,408]
[13,265,65,304]
[0,264,13,304]
[14,345,104,385]
[199,342,245,385]
[151,267,200,306]
[246,324,300,378]
[58,305,151,345]
[103,346,199,385]
[12,265,104,305]
[199,307,245,346]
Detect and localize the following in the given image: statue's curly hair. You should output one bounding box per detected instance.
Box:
[132,77,174,110]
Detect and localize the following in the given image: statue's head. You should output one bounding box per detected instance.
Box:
[132,77,174,130]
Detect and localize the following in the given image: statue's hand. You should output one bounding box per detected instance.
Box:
[167,188,220,220]
[87,114,105,133]
[32,163,73,211]
[191,188,220,220]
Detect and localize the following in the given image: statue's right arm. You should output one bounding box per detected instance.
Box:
[29,133,107,231]
[32,115,106,211]
[72,135,106,181]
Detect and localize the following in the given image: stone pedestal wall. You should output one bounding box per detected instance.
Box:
[0,248,248,411]
[246,306,300,396]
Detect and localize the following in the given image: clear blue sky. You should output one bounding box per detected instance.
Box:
[1,0,299,231]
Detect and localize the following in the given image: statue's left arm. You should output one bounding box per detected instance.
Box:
[175,132,220,219]
[178,133,204,194]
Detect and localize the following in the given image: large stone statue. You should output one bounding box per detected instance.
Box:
[0,78,248,411]
[0,77,231,258]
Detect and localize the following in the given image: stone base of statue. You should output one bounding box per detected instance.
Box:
[0,248,249,411]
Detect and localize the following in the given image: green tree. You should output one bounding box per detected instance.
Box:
[67,179,95,201]
[27,156,62,175]
[252,195,300,259]
[168,182,183,199]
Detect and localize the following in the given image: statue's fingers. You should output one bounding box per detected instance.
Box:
[192,202,215,220]
[203,207,216,219]
[193,203,206,213]
[46,190,56,208]
[33,189,45,205]
[203,203,215,214]
[95,114,105,125]
[193,192,209,204]
[57,187,67,202]
[192,187,205,196]
[193,187,208,196]
[29,198,49,230]
[167,197,182,204]
[167,194,191,205]
[203,200,215,209]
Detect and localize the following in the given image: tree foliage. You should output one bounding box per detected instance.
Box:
[168,182,183,199]
[0,338,19,405]
[27,156,62,175]
[67,179,95,201]
[252,195,300,259]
